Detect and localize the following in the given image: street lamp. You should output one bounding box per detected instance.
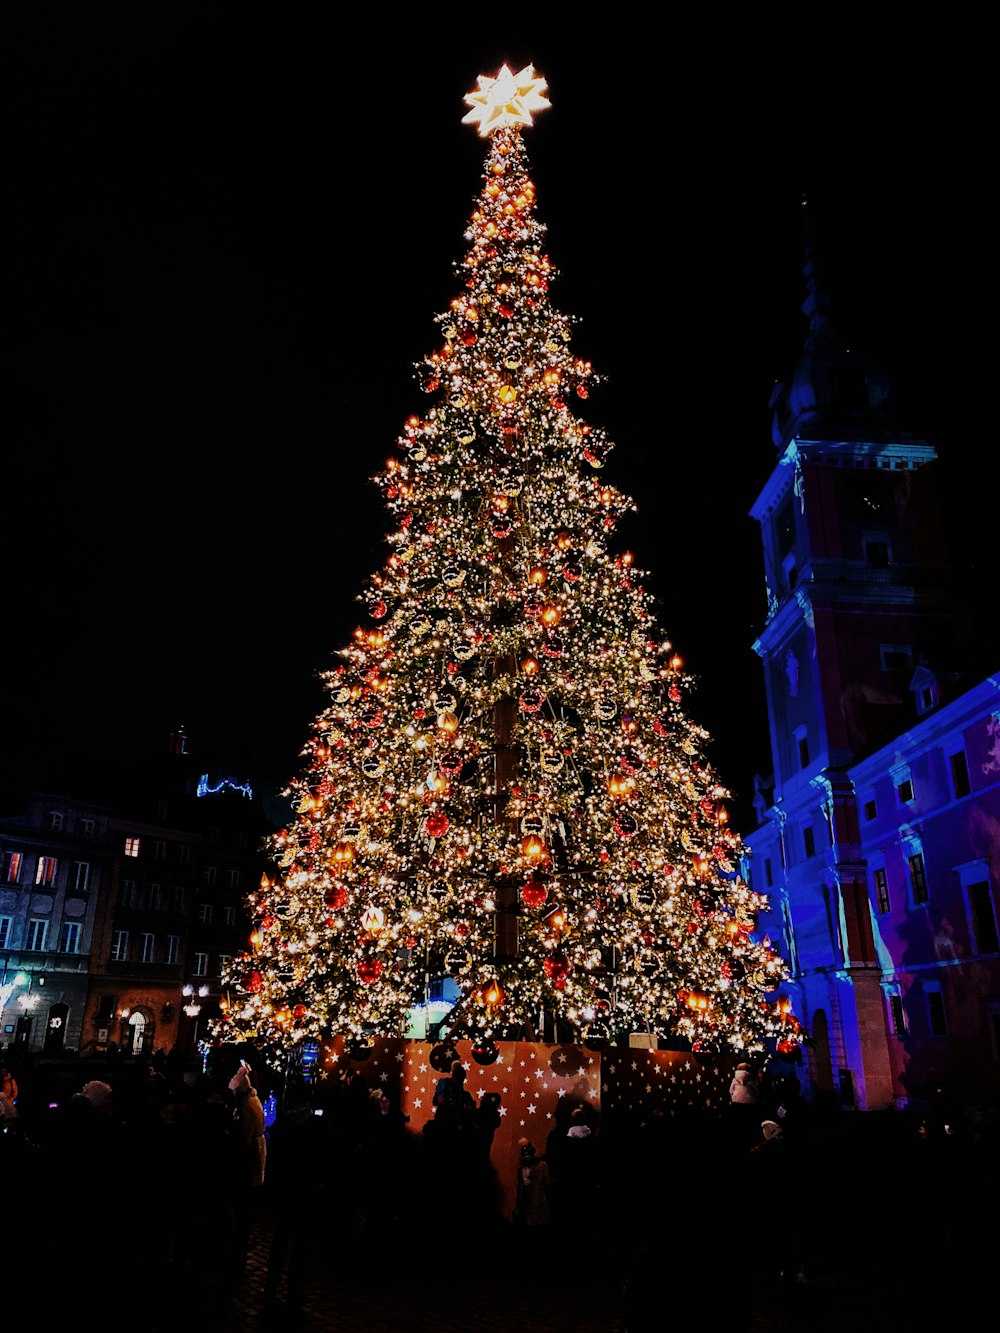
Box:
[182,984,210,1017]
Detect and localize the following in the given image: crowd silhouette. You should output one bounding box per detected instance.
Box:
[1,1046,997,1332]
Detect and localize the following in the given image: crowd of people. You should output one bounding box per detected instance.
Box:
[2,1047,996,1330]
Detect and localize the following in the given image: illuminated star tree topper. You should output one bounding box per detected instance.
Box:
[461,62,551,137]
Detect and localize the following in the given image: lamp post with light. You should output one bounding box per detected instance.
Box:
[180,984,210,1056]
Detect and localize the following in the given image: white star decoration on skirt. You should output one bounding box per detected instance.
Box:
[462,63,550,136]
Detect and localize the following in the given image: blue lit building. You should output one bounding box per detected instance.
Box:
[745,236,1000,1112]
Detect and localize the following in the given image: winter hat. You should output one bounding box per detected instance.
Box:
[81,1080,113,1106]
[761,1120,782,1141]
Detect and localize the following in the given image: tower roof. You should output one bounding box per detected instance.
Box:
[770,202,898,450]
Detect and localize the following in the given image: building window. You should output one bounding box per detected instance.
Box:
[60,920,82,953]
[34,856,58,888]
[110,930,129,962]
[173,886,190,914]
[48,811,64,832]
[236,831,248,850]
[148,883,162,912]
[874,867,890,914]
[949,751,971,799]
[80,817,95,838]
[177,844,191,865]
[223,905,237,927]
[70,861,91,894]
[194,952,209,977]
[198,903,214,925]
[226,868,241,889]
[153,840,167,861]
[888,991,906,1037]
[917,684,938,714]
[967,880,999,956]
[865,540,890,567]
[896,777,914,805]
[206,827,221,845]
[802,825,816,858]
[124,837,141,858]
[155,800,168,821]
[792,725,809,769]
[202,866,218,887]
[863,798,877,822]
[165,934,180,965]
[218,952,231,974]
[764,858,773,889]
[909,852,929,905]
[1,851,22,883]
[925,985,948,1038]
[0,916,11,948]
[140,932,156,963]
[96,995,117,1021]
[880,645,913,672]
[26,918,49,951]
[119,879,137,909]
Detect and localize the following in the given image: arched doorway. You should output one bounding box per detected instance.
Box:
[126,1010,149,1057]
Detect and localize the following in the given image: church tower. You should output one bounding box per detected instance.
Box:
[745,208,996,1111]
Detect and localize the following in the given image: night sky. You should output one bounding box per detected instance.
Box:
[7,11,993,829]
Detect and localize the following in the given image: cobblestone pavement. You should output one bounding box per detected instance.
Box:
[215,1209,925,1333]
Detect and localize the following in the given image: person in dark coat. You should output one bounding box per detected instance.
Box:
[263,1079,336,1320]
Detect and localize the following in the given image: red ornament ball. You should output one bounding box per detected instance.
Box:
[521,873,548,910]
[425,812,449,838]
[543,952,571,983]
[357,958,383,984]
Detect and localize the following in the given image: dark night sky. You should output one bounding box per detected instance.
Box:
[6,9,993,829]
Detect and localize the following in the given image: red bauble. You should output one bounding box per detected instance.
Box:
[292,1003,307,1020]
[425,811,449,838]
[357,958,383,984]
[245,970,263,993]
[324,885,349,910]
[369,600,387,620]
[544,952,571,983]
[521,873,548,909]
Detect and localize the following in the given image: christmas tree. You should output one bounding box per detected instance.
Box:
[214,64,802,1067]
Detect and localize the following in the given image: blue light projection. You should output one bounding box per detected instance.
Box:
[197,775,254,799]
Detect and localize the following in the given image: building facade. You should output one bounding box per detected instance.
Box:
[745,240,1000,1112]
[0,730,273,1064]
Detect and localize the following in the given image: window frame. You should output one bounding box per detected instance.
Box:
[949,750,971,800]
[60,920,82,954]
[35,856,58,888]
[909,851,929,906]
[925,984,948,1038]
[873,866,890,914]
[26,918,49,951]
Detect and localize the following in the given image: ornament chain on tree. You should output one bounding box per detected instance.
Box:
[213,65,802,1066]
